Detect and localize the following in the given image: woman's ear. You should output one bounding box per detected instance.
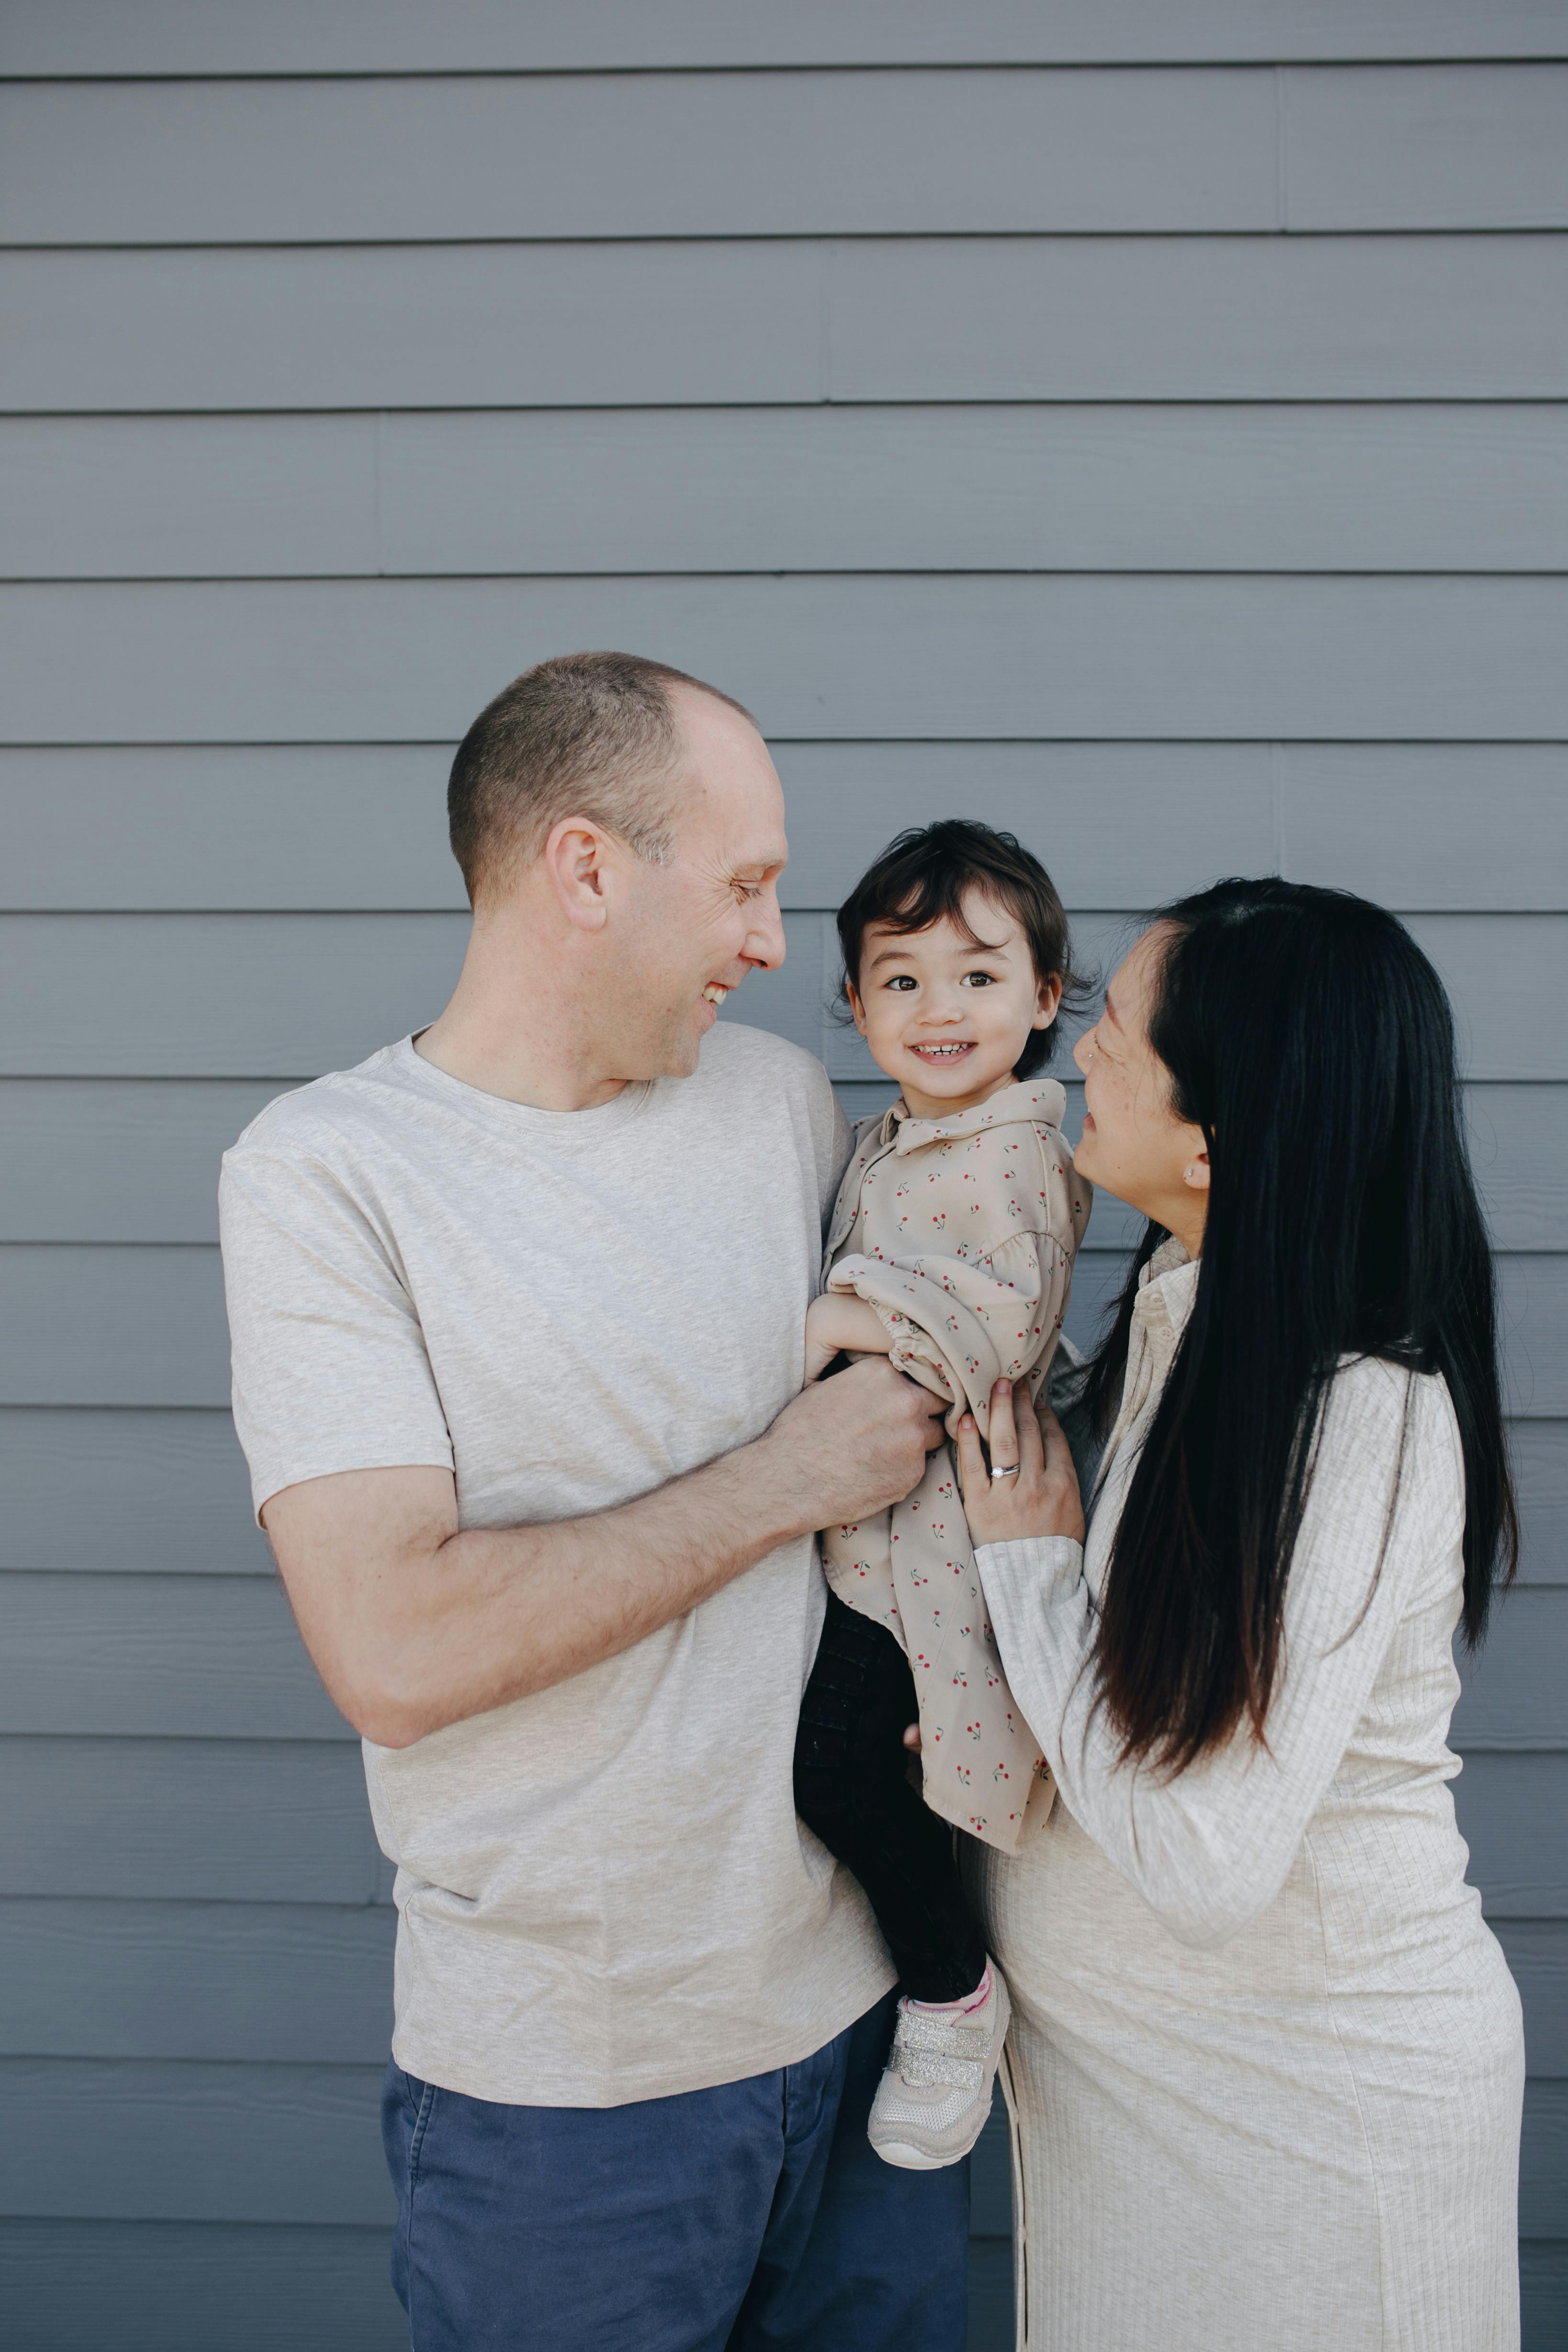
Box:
[845,978,869,1038]
[1033,974,1065,1030]
[1182,1147,1211,1194]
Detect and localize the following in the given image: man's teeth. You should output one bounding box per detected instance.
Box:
[702,984,729,1005]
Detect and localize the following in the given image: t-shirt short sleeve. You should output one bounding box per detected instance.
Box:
[812,1066,855,1228]
[220,1130,454,1522]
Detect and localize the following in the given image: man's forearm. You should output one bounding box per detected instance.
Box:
[269,1432,808,1750]
[264,1357,946,1750]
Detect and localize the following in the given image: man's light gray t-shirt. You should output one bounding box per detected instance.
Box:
[219,1023,893,2107]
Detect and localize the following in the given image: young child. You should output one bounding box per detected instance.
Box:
[796,819,1090,2170]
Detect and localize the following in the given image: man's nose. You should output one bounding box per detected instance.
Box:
[745,888,787,970]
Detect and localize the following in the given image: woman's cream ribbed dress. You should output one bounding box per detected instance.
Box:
[971,1245,1525,2352]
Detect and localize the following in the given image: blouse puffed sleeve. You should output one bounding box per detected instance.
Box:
[975,1360,1466,1948]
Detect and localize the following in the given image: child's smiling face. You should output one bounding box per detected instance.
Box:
[847,888,1062,1121]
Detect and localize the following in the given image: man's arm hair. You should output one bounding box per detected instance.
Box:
[263,1358,945,1748]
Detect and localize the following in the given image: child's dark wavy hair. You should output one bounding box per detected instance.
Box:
[836,819,1090,1078]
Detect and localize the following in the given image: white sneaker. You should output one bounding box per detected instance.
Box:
[867,1964,1011,2171]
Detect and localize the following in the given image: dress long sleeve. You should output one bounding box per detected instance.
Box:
[976,1357,1466,1949]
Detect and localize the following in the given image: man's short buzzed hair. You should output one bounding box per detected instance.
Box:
[447,649,757,906]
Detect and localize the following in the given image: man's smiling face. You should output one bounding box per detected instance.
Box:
[609,686,790,1078]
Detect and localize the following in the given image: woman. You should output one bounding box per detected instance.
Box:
[955,879,1524,2351]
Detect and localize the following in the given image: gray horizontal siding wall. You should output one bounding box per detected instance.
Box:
[1,8,1564,2347]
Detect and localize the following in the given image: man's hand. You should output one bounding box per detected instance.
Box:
[758,1356,945,1531]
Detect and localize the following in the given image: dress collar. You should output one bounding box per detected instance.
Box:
[1131,1236,1200,1343]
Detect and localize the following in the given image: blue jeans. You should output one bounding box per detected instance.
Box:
[381,1989,970,2350]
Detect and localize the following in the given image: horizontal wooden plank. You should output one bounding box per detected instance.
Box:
[0,1409,270,1574]
[1522,2080,1568,2241]
[1,1403,1560,1591]
[823,235,1568,405]
[1501,1255,1568,1421]
[0,1900,393,2062]
[0,1734,1555,1921]
[0,242,825,414]
[7,236,1567,413]
[10,67,1566,244]
[5,742,1565,916]
[829,912,1568,1086]
[1283,63,1568,230]
[9,405,1568,581]
[0,2057,393,2224]
[0,2220,404,2352]
[6,577,1568,744]
[0,1737,380,1902]
[1,415,380,580]
[0,2046,1560,2235]
[0,1573,352,1739]
[1455,1753,1568,1919]
[1277,745,1568,914]
[0,912,472,1078]
[0,1081,290,1240]
[0,2031,1557,2233]
[0,910,1561,1083]
[4,1,1563,74]
[0,70,1279,244]
[1465,1089,1568,1253]
[5,1078,1559,1250]
[0,1248,233,1408]
[1522,2242,1568,2352]
[1497,1920,1568,2081]
[1513,1424,1568,1589]
[1452,1586,1568,1753]
[2,1904,1562,2077]
[0,742,1275,913]
[2,1236,1557,1411]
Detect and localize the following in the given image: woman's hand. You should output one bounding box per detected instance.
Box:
[956,1378,1086,1549]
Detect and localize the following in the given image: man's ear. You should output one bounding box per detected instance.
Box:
[542,817,615,934]
[1033,974,1065,1030]
[845,978,870,1038]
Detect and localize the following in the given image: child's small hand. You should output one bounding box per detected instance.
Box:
[804,1290,893,1383]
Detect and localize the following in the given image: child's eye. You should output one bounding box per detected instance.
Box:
[884,975,917,992]
[961,971,997,988]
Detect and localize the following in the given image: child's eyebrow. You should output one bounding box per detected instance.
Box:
[865,933,1010,970]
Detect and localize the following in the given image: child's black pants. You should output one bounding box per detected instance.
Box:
[794,1587,990,2005]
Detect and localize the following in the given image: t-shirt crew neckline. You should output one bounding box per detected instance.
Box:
[394,1032,653,1140]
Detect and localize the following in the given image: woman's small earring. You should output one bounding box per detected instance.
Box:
[1185,1166,1196,1180]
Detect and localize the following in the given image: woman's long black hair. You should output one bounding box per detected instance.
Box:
[1082,877,1517,1772]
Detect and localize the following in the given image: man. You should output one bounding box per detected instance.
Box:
[220,651,968,2349]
